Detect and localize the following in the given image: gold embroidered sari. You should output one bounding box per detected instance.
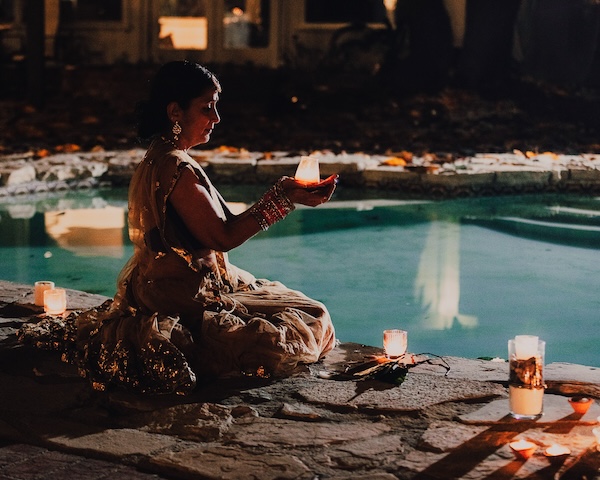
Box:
[58,138,335,394]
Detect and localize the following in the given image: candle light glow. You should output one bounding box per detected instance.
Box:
[544,444,570,457]
[509,439,537,459]
[44,288,67,316]
[383,329,407,359]
[294,156,320,185]
[34,281,55,307]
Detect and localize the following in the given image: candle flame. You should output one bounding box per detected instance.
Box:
[510,439,535,451]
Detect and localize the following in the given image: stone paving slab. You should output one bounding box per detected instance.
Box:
[0,443,168,479]
[229,416,392,447]
[151,445,313,480]
[299,372,507,413]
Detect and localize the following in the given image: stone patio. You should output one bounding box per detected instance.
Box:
[1,280,599,479]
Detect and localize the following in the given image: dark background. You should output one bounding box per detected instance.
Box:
[1,0,600,158]
[1,62,598,159]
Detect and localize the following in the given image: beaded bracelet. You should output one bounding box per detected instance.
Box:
[250,179,295,231]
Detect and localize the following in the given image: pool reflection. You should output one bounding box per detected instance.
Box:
[44,206,126,258]
[415,221,478,330]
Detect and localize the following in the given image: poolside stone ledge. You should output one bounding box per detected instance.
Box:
[1,148,600,197]
[1,280,599,479]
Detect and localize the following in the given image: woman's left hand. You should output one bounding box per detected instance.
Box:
[280,175,338,207]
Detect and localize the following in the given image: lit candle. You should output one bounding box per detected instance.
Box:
[295,156,320,185]
[44,288,67,316]
[508,336,545,420]
[544,444,570,457]
[514,335,539,359]
[34,280,55,307]
[509,439,537,459]
[383,329,407,359]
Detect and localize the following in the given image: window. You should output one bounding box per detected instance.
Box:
[158,0,208,50]
[223,0,270,49]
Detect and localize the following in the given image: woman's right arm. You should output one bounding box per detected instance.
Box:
[168,170,337,252]
[168,167,263,252]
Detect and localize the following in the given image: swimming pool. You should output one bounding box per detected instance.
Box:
[1,186,599,367]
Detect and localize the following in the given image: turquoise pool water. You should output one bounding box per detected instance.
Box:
[1,186,599,366]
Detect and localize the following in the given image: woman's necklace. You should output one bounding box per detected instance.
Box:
[160,135,187,152]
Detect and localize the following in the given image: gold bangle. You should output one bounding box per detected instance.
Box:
[250,180,295,230]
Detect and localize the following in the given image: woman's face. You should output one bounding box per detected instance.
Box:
[177,87,221,148]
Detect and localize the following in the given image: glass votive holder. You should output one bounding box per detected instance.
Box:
[508,336,545,420]
[43,288,67,316]
[383,329,408,359]
[34,280,55,307]
[294,156,320,185]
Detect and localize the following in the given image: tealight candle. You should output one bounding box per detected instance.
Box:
[34,280,55,307]
[544,444,570,458]
[509,439,537,459]
[295,156,320,185]
[568,396,594,415]
[44,288,67,316]
[514,335,539,359]
[383,329,407,359]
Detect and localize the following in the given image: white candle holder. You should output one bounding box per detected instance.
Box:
[44,288,67,316]
[508,336,545,420]
[294,156,320,185]
[34,280,55,307]
[383,329,408,359]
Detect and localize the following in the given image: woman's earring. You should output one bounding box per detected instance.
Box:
[172,121,182,140]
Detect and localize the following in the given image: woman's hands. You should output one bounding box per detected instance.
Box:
[279,175,338,207]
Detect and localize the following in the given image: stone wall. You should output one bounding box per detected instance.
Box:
[1,148,600,198]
